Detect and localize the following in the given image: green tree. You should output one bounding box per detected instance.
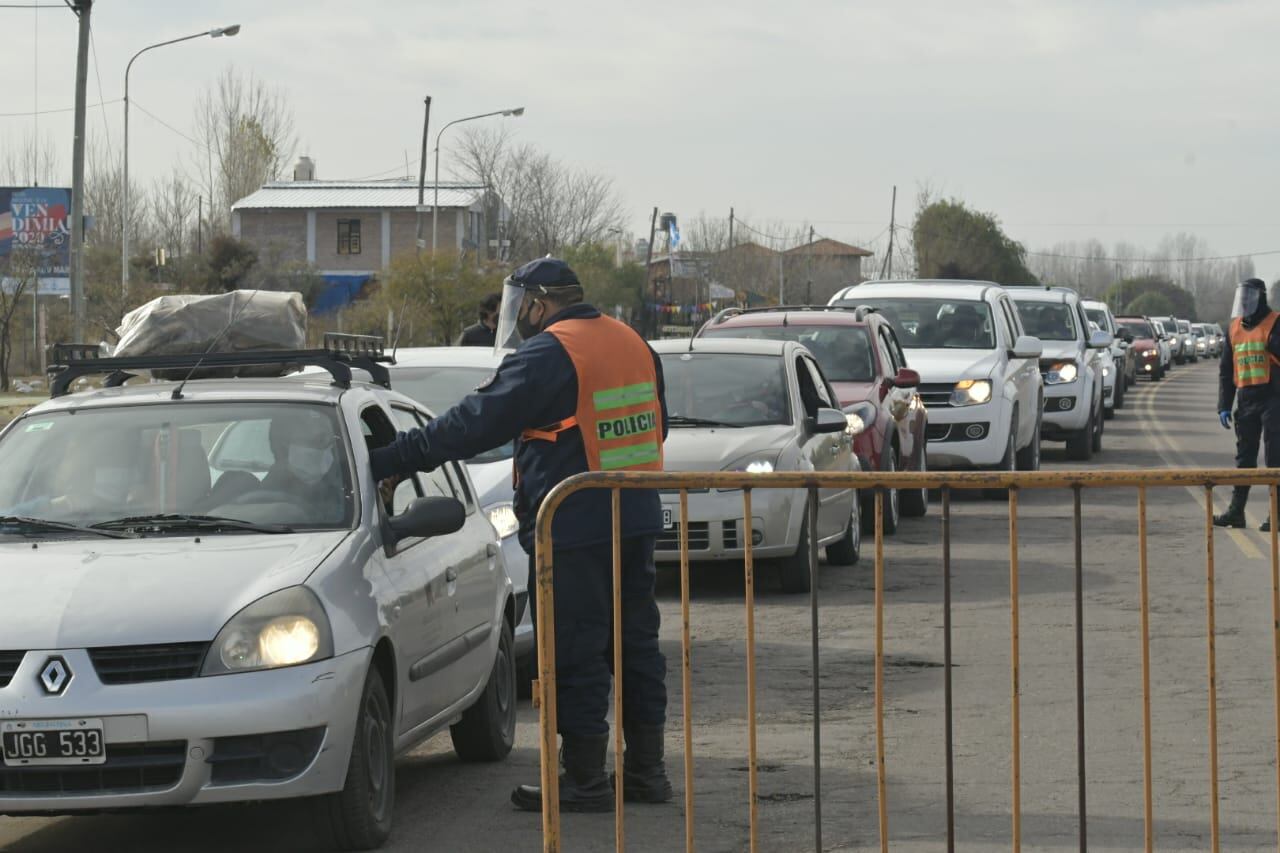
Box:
[1105,275,1196,318]
[1125,291,1175,318]
[913,199,1038,285]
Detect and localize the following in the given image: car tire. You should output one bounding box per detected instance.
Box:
[780,513,813,594]
[1091,396,1104,452]
[983,418,1017,500]
[315,665,395,852]
[1015,411,1041,471]
[1113,369,1126,410]
[899,449,929,518]
[450,619,517,763]
[1103,400,1116,420]
[1066,407,1094,461]
[825,495,861,566]
[880,449,900,535]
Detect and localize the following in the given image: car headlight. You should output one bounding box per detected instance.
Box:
[743,460,774,474]
[1044,362,1078,385]
[1142,349,1157,357]
[950,379,992,406]
[843,402,877,436]
[485,502,519,539]
[202,587,334,676]
[1102,365,1111,377]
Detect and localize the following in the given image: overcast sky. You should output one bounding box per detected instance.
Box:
[3,0,1277,279]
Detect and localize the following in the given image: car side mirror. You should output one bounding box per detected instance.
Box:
[1088,329,1113,349]
[889,367,920,388]
[811,407,848,434]
[388,496,466,542]
[1010,334,1043,359]
[1122,330,1134,344]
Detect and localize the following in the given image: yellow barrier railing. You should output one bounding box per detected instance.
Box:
[531,468,1280,853]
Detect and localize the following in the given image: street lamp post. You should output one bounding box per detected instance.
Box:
[431,107,524,255]
[122,24,240,296]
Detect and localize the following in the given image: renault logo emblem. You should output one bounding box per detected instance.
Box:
[39,656,71,696]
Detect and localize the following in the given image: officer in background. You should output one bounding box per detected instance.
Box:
[370,258,672,813]
[455,292,502,347]
[1214,278,1280,530]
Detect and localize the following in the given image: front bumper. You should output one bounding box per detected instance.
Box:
[0,646,370,813]
[923,400,1010,469]
[656,487,801,562]
[1042,382,1090,433]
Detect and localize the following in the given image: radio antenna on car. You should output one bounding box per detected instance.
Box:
[170,290,261,400]
[389,293,409,363]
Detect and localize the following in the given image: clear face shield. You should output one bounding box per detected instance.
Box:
[1231,284,1263,320]
[493,279,530,353]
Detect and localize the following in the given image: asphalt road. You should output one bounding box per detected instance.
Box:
[4,359,1277,852]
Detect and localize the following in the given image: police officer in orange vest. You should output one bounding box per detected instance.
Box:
[369,258,672,813]
[1214,278,1280,530]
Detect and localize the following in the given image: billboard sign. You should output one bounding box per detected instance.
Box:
[0,186,72,296]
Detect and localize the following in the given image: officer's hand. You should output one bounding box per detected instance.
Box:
[378,475,403,509]
[1219,410,1232,429]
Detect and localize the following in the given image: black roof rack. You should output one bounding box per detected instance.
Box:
[708,304,881,327]
[47,333,395,398]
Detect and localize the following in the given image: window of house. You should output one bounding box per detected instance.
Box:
[338,219,362,255]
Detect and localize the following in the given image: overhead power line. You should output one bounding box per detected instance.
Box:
[130,99,209,152]
[0,98,120,118]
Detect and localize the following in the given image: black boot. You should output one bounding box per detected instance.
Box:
[618,723,674,804]
[511,734,613,813]
[1215,505,1247,528]
[1262,518,1272,533]
[1215,488,1248,528]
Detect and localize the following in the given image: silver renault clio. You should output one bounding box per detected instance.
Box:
[0,344,516,850]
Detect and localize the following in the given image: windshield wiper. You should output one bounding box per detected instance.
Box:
[92,514,295,535]
[667,415,743,429]
[0,515,137,540]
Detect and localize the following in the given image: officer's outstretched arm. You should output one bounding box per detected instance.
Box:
[370,338,568,481]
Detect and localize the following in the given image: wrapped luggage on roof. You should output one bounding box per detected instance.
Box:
[113,290,307,379]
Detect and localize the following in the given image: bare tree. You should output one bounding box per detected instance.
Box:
[193,67,296,232]
[0,250,36,390]
[0,131,61,187]
[151,169,196,261]
[83,141,151,253]
[451,127,623,261]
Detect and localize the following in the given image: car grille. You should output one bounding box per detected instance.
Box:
[0,651,24,688]
[0,741,186,795]
[89,642,209,685]
[916,383,955,408]
[208,727,325,786]
[723,521,739,550]
[657,522,710,552]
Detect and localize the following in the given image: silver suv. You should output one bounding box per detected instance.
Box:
[0,340,516,850]
[1007,287,1112,460]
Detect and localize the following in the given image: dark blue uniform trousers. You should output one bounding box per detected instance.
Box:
[529,535,667,737]
[1232,391,1280,508]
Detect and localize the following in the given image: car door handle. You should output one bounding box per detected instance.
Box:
[486,543,499,559]
[446,567,458,582]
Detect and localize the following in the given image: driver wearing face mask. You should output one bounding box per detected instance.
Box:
[261,414,344,521]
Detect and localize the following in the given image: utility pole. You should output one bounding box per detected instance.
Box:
[197,195,203,255]
[643,206,658,337]
[69,0,92,342]
[414,96,432,254]
[728,207,734,249]
[880,185,897,280]
[807,225,815,304]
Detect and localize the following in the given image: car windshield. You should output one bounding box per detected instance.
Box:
[1178,321,1190,333]
[1084,308,1110,331]
[391,366,512,464]
[661,352,792,426]
[1118,320,1154,339]
[838,298,994,349]
[0,403,354,533]
[699,323,876,381]
[1014,301,1079,342]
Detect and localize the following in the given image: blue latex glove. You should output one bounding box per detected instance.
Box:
[1219,410,1232,429]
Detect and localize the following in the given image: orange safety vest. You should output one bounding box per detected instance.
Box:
[1230,313,1280,388]
[520,316,664,472]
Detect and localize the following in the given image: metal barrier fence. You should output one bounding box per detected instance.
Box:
[531,468,1280,853]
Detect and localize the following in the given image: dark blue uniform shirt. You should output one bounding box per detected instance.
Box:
[371,303,668,552]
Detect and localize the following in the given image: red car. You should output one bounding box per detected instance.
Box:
[697,305,929,533]
[1115,315,1164,381]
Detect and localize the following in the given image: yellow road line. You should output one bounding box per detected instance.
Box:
[1139,371,1264,560]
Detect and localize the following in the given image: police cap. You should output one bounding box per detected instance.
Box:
[508,257,580,293]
